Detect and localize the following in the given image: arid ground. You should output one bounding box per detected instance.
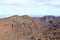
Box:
[0,15,60,40]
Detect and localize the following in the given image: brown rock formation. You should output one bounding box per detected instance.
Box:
[0,15,60,40]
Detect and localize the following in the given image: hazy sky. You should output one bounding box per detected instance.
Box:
[0,0,60,18]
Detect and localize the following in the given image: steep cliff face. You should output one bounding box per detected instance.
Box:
[0,15,60,40]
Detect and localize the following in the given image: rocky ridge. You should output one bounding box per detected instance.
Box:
[0,15,60,40]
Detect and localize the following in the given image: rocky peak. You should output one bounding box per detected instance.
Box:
[22,15,29,17]
[0,15,60,40]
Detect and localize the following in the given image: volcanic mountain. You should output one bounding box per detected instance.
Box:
[0,15,60,40]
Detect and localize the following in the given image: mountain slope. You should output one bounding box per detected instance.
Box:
[0,15,60,40]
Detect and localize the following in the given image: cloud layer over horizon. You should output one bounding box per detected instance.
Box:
[0,0,60,18]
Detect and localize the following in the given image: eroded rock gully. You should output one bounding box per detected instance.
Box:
[0,15,60,40]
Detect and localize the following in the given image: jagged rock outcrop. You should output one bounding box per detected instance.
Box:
[0,15,60,40]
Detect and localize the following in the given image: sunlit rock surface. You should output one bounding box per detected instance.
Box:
[0,15,60,40]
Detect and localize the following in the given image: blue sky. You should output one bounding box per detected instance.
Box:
[0,0,60,18]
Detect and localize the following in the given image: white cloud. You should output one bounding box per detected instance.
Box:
[0,0,60,18]
[50,0,60,4]
[34,0,60,5]
[0,0,60,5]
[0,0,28,4]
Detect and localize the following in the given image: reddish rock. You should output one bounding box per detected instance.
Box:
[0,15,60,40]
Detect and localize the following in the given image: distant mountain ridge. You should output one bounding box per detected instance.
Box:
[0,15,60,40]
